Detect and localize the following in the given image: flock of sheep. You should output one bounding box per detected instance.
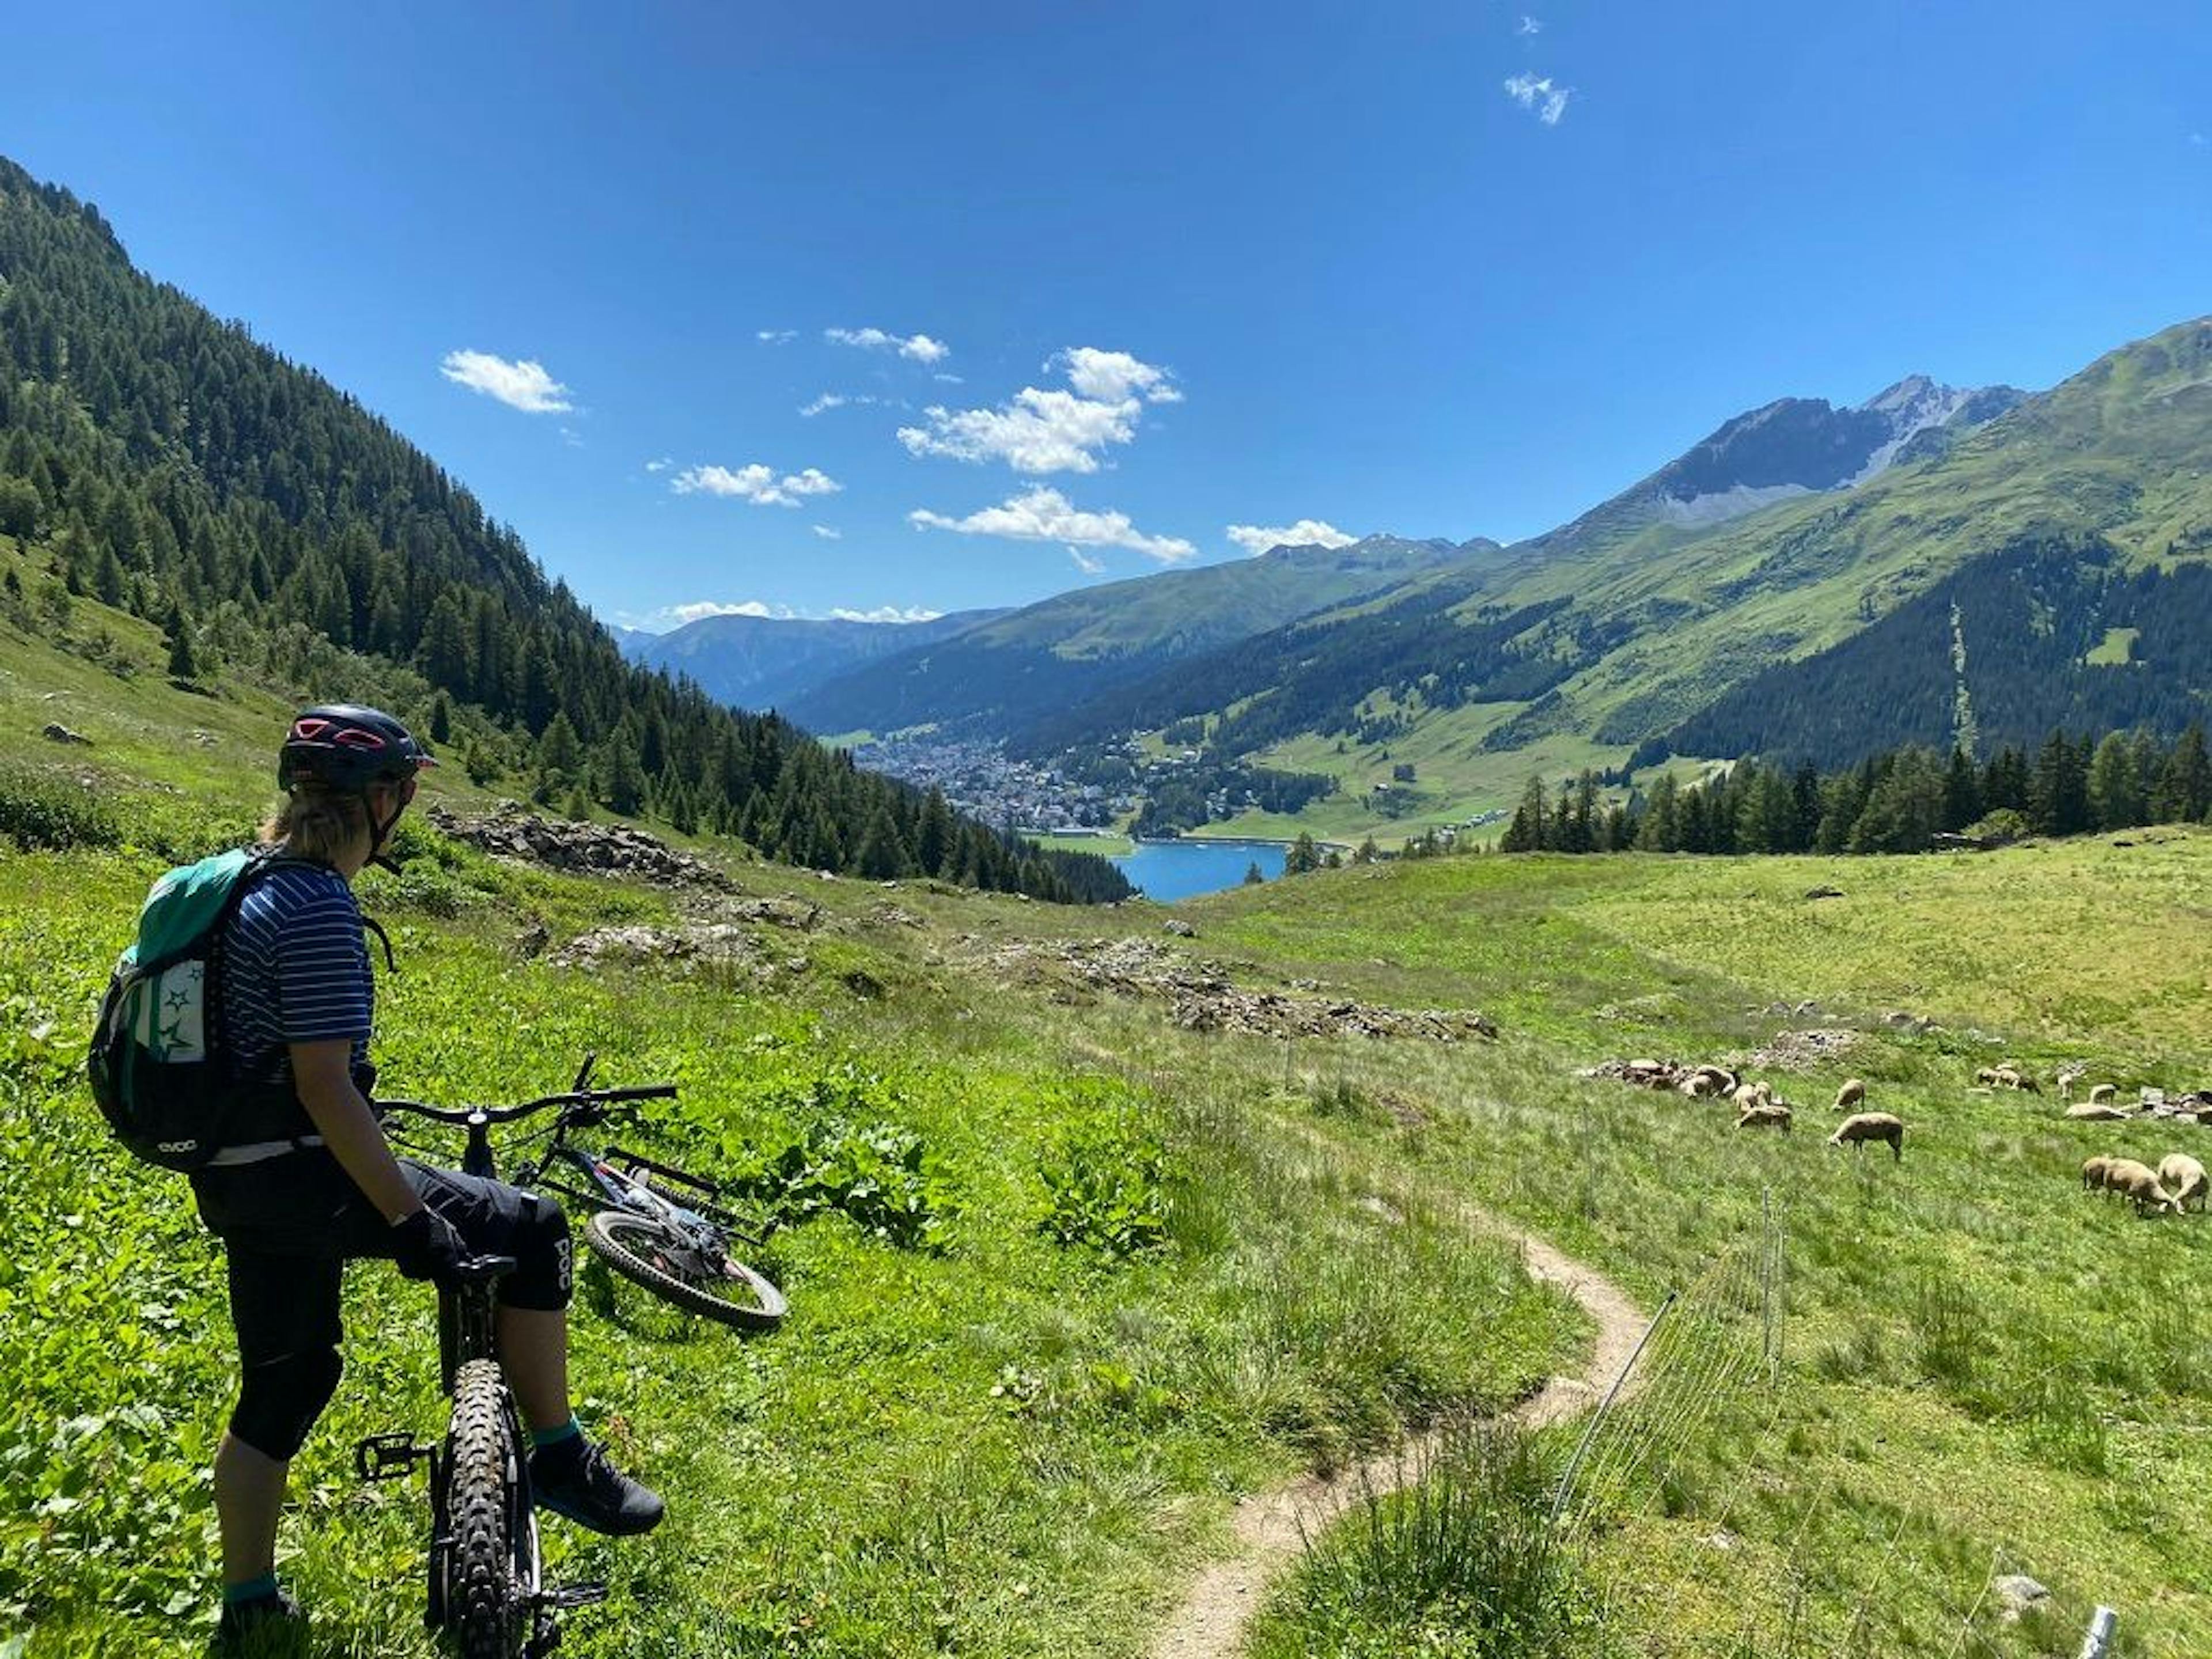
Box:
[1591,1054,2212,1213]
[1594,1059,1906,1159]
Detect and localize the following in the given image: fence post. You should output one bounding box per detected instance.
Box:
[1550,1290,1677,1528]
[2077,1607,2118,1659]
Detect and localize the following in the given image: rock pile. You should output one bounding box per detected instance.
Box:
[549,921,802,982]
[427,805,734,891]
[970,935,1496,1043]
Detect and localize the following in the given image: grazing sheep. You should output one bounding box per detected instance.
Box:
[2088,1084,2117,1108]
[2057,1066,2086,1103]
[2104,1158,2179,1216]
[1735,1102,1793,1133]
[2158,1154,2208,1214]
[1732,1080,1774,1109]
[1832,1077,1866,1112]
[1975,1066,2004,1087]
[1828,1112,1904,1162]
[1680,1074,1719,1099]
[2081,1155,2115,1192]
[2065,1102,2131,1122]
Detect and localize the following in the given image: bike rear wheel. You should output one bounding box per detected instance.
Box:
[584,1209,787,1331]
[442,1359,537,1659]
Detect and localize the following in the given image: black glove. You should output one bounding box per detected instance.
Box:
[390,1206,468,1286]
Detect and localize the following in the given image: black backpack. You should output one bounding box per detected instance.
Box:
[86,848,315,1172]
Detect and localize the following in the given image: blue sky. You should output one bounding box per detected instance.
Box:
[8,2,2210,630]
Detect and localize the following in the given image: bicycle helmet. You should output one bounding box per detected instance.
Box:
[278,704,436,793]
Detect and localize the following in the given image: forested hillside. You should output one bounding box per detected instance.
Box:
[0,157,1127,902]
[785,535,1490,738]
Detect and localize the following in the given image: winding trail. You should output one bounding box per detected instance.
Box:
[1145,1213,1645,1659]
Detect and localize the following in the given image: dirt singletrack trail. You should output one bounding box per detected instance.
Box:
[1145,1214,1645,1659]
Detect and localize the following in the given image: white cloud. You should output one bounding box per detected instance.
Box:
[812,524,843,539]
[830,605,944,623]
[909,486,1196,565]
[897,346,1180,474]
[800,393,849,417]
[1226,518,1358,557]
[756,329,798,344]
[933,372,965,384]
[1054,347,1182,406]
[1504,72,1571,125]
[1517,14,1542,35]
[1068,548,1106,575]
[671,463,843,507]
[2194,132,2209,148]
[899,388,1140,474]
[644,456,673,473]
[826,326,951,363]
[663,599,787,626]
[439,350,574,414]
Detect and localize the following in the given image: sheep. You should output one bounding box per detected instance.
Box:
[2065,1102,2131,1122]
[2088,1084,2118,1108]
[1974,1066,2005,1087]
[2081,1154,2115,1192]
[2103,1158,2178,1216]
[1832,1077,1866,1112]
[1732,1080,1774,1109]
[2057,1065,2086,1103]
[2158,1154,2208,1214]
[1680,1074,1719,1099]
[1734,1102,1793,1133]
[1828,1112,1904,1162]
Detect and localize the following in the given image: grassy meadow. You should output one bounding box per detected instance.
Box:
[4,571,2211,1655]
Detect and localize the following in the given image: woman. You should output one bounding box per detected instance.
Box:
[192,704,662,1645]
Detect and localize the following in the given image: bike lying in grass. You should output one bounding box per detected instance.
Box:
[382,1059,788,1332]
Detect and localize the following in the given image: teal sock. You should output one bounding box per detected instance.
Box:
[532,1415,582,1450]
[223,1574,280,1605]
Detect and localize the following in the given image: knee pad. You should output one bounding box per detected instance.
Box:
[231,1344,344,1462]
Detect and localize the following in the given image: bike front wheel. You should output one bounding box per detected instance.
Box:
[584,1209,787,1331]
[443,1359,537,1659]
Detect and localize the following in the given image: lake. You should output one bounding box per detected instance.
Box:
[1110,838,1289,901]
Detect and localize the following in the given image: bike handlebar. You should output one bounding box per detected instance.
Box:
[376,1084,678,1128]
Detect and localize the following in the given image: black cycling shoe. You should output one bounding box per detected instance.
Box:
[213,1587,306,1653]
[531,1436,665,1536]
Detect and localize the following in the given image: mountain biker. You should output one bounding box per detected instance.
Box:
[193,704,663,1646]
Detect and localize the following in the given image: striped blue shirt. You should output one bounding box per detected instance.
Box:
[220,860,373,1090]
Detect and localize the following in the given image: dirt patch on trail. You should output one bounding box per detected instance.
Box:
[1146,1211,1643,1659]
[963,935,1498,1043]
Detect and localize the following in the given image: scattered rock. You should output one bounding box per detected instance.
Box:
[726,896,820,930]
[427,806,735,891]
[516,919,551,959]
[1746,1028,1859,1070]
[1881,1010,1937,1033]
[867,903,925,929]
[1804,884,1845,900]
[965,935,1495,1043]
[1161,919,1199,938]
[840,968,886,1000]
[40,722,90,746]
[551,922,767,975]
[1993,1575,2049,1622]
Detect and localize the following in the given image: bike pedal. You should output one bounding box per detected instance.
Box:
[354,1431,432,1481]
[543,1580,609,1609]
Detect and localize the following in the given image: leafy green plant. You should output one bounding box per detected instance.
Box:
[726,1114,948,1250]
[1037,1099,1172,1259]
[0,764,120,852]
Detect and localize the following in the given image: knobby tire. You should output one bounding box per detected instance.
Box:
[583,1208,787,1331]
[445,1359,533,1659]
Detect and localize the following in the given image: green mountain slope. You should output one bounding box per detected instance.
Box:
[783,534,1494,737]
[1025,319,2212,839]
[0,154,1127,900]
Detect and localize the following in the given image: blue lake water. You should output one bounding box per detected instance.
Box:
[1111,838,1289,902]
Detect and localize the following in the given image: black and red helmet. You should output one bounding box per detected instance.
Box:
[278,704,437,793]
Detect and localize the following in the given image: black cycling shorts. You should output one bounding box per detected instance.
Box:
[191,1150,574,1373]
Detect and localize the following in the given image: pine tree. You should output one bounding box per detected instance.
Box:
[165,619,198,680]
[2154,724,2211,823]
[1283,831,1321,874]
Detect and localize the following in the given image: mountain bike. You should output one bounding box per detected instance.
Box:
[381,1060,787,1332]
[355,1249,595,1659]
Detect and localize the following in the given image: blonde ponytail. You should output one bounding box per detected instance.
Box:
[260,784,370,866]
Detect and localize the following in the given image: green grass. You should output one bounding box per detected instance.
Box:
[2085,626,2140,666]
[11,583,2212,1654]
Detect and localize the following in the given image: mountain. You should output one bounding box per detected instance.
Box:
[0,154,1130,902]
[623,609,1003,714]
[998,320,2212,839]
[785,534,1493,738]
[1519,374,2025,559]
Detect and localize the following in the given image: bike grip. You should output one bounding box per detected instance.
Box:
[603,1084,679,1101]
